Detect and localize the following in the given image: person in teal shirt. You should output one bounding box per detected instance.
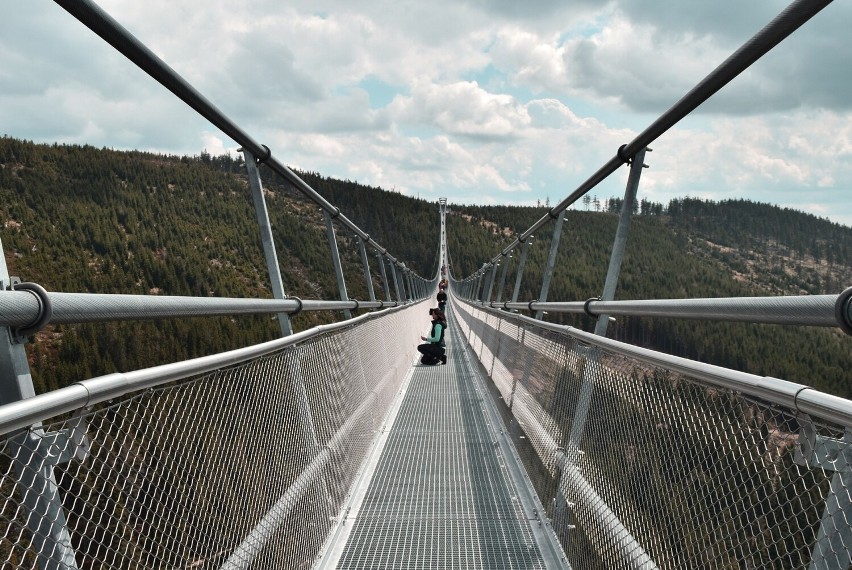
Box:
[418,308,446,365]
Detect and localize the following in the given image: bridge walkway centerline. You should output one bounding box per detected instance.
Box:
[314,306,570,569]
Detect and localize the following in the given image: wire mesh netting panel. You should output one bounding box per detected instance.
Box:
[454,300,852,570]
[0,305,422,569]
[332,316,556,569]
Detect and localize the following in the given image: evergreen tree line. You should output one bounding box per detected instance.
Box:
[1,137,849,398]
[0,137,436,394]
[445,202,852,398]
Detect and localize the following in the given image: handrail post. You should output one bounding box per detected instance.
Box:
[474,267,486,303]
[569,149,648,449]
[243,149,293,336]
[511,237,532,304]
[557,150,649,541]
[377,252,392,302]
[495,252,511,303]
[485,262,499,304]
[357,237,376,302]
[398,266,409,301]
[594,148,647,336]
[0,238,80,570]
[322,209,352,319]
[390,261,403,302]
[405,270,414,301]
[535,210,566,319]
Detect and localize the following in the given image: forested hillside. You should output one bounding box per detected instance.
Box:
[1,137,850,398]
[0,137,438,393]
[446,201,852,397]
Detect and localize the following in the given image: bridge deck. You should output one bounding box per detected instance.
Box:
[316,313,568,569]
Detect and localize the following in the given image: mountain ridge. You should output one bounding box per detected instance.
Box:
[1,136,849,397]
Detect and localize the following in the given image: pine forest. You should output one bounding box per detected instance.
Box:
[1,137,850,398]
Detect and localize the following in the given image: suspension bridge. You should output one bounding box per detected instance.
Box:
[1,0,851,568]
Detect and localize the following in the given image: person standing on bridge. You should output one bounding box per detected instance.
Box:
[418,308,446,365]
[436,288,447,312]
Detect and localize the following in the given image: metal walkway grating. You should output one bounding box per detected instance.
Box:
[318,313,568,569]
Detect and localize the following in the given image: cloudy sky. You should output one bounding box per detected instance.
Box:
[2,0,851,226]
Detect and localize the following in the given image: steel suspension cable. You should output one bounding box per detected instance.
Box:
[52,0,425,278]
[479,0,834,268]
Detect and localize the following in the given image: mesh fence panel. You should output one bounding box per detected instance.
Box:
[0,305,422,569]
[454,300,851,570]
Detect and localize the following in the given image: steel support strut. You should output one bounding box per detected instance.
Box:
[594,148,647,336]
[535,210,565,320]
[569,149,648,452]
[390,260,403,302]
[496,253,511,303]
[0,238,80,570]
[377,252,392,302]
[357,237,376,302]
[243,149,293,336]
[485,262,499,304]
[323,210,352,319]
[511,237,532,304]
[554,149,649,546]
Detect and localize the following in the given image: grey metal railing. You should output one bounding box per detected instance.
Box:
[484,293,852,330]
[1,2,438,568]
[461,0,834,279]
[0,301,425,569]
[0,289,406,329]
[453,297,852,569]
[48,0,433,320]
[452,0,851,336]
[0,0,849,569]
[51,0,428,285]
[445,4,852,566]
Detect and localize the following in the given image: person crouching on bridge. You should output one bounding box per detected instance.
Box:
[418,308,446,365]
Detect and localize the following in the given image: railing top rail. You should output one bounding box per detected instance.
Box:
[474,291,852,332]
[0,289,409,328]
[457,297,852,428]
[479,0,833,268]
[0,301,420,437]
[52,0,425,276]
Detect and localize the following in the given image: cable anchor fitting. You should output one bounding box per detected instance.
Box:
[835,286,852,336]
[583,297,601,318]
[255,144,272,164]
[9,281,53,342]
[289,296,304,317]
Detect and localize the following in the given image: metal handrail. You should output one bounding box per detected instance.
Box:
[0,290,408,328]
[475,291,851,330]
[52,0,426,280]
[477,0,833,268]
[0,302,417,436]
[457,296,852,428]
